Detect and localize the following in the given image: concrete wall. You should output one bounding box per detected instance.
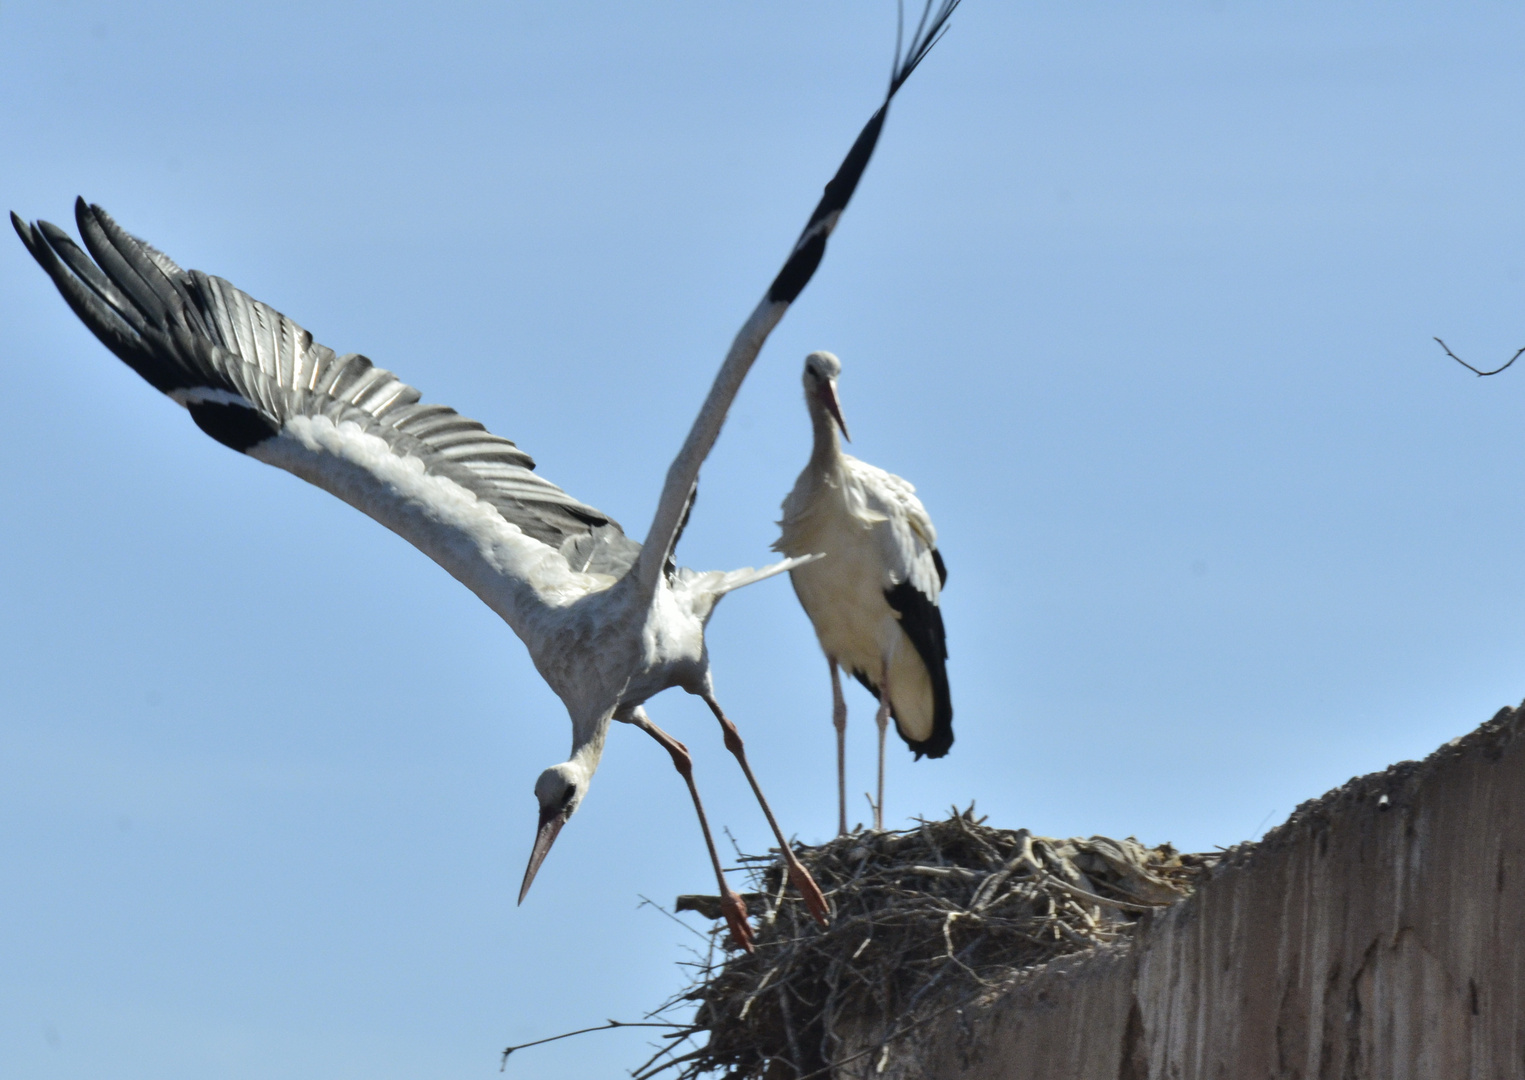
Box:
[847,704,1525,1079]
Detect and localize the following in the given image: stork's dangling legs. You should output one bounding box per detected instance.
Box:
[873,660,894,832]
[700,692,831,928]
[620,706,755,953]
[829,659,848,836]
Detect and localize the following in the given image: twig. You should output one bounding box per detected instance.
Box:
[1435,336,1525,377]
[907,864,982,881]
[777,983,803,1074]
[499,1020,684,1071]
[639,894,714,943]
[1039,873,1164,914]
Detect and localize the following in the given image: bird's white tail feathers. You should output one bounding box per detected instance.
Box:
[711,553,822,596]
[674,554,823,623]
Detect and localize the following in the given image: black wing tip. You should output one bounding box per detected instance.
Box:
[12,209,58,253]
[74,199,131,253]
[765,3,957,307]
[12,211,58,276]
[881,577,953,759]
[909,725,953,760]
[11,211,40,257]
[77,199,124,235]
[887,0,961,101]
[765,105,890,305]
[73,199,120,254]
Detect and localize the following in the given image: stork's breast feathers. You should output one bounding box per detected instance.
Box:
[777,455,943,604]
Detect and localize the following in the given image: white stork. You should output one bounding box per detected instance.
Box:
[12,2,962,952]
[776,351,952,835]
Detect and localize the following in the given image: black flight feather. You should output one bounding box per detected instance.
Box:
[851,576,953,760]
[767,0,960,305]
[13,201,643,573]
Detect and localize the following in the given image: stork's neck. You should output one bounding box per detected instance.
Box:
[566,712,609,782]
[807,394,844,471]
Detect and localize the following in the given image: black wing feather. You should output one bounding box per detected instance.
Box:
[13,201,642,574]
[852,576,952,760]
[766,0,960,305]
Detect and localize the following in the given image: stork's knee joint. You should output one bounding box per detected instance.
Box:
[664,745,693,777]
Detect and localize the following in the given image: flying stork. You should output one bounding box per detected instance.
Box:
[12,2,962,952]
[776,351,952,835]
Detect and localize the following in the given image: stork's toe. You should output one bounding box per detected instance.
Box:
[788,860,831,929]
[721,890,755,953]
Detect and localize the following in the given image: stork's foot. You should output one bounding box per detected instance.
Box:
[786,858,831,929]
[721,889,755,953]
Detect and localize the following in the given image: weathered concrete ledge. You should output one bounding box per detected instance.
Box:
[851,703,1525,1079]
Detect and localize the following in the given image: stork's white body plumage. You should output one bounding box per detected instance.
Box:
[777,351,951,833]
[781,457,942,734]
[16,2,962,951]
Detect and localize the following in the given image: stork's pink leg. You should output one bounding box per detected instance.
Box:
[829,658,848,837]
[625,710,754,953]
[700,692,830,929]
[873,659,893,832]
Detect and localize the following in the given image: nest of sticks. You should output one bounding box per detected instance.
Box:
[638,807,1212,1080]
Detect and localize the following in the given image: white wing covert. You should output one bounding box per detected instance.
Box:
[846,457,943,599]
[13,201,642,629]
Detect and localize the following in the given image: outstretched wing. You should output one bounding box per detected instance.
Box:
[634,0,961,593]
[12,200,642,635]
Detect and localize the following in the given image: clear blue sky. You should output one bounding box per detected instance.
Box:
[5,2,1525,1076]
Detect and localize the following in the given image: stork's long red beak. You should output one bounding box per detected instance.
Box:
[518,804,567,904]
[821,379,851,441]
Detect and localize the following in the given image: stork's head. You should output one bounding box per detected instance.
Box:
[518,759,590,904]
[802,350,850,441]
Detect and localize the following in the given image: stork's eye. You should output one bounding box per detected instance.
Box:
[560,784,578,810]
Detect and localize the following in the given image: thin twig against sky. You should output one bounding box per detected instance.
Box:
[1435,337,1525,377]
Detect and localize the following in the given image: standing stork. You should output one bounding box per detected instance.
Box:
[12,2,962,952]
[776,351,952,835]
